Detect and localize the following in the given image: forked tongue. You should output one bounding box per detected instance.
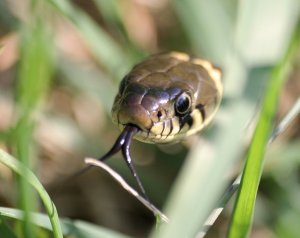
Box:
[98,125,138,161]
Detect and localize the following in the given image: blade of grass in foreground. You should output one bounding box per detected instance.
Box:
[0,207,129,238]
[0,150,63,238]
[15,5,54,236]
[227,20,300,238]
[197,96,300,237]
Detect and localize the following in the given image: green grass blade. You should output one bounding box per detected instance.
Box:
[197,95,300,237]
[17,22,53,111]
[0,150,63,238]
[234,0,299,66]
[0,207,130,238]
[173,0,234,63]
[0,216,17,238]
[14,4,54,236]
[46,0,137,80]
[92,0,128,40]
[228,20,300,238]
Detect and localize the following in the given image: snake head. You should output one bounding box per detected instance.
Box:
[111,52,222,144]
[95,52,222,204]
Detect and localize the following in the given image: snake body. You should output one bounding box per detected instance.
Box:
[111,52,223,143]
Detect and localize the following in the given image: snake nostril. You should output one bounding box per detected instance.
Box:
[157,111,162,118]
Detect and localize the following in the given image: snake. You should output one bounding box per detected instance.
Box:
[97,52,223,201]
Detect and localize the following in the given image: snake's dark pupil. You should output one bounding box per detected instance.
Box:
[175,94,191,115]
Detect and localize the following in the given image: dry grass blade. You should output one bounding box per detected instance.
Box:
[196,176,241,238]
[84,158,169,223]
[269,97,300,144]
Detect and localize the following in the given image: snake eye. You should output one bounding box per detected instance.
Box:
[175,93,191,115]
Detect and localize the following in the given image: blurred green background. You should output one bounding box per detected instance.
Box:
[0,0,299,237]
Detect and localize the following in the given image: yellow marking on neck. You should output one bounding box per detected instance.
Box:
[185,109,204,137]
[169,52,190,61]
[191,58,223,97]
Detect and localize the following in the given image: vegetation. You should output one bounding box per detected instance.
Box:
[0,0,299,237]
